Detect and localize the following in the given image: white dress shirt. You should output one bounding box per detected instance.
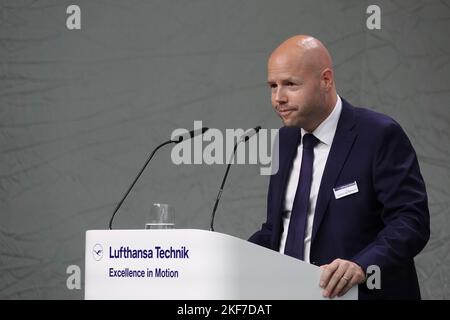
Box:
[278,95,342,263]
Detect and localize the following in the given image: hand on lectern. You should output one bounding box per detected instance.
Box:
[319,259,365,298]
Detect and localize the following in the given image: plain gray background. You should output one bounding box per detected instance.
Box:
[1,0,449,299]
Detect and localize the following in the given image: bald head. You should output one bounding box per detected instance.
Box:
[269,35,333,76]
[267,35,337,131]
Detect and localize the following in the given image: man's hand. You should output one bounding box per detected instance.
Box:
[319,259,365,298]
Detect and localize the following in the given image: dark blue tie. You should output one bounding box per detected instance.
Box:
[284,133,320,260]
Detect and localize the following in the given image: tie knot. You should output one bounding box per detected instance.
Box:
[302,133,319,149]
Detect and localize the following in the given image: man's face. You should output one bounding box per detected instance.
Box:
[267,54,324,130]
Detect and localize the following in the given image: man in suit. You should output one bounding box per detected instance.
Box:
[249,35,430,299]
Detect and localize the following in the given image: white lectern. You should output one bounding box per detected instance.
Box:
[85,229,357,300]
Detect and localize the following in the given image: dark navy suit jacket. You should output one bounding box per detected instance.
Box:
[249,98,430,300]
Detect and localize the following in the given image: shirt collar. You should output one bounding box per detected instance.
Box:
[301,95,342,146]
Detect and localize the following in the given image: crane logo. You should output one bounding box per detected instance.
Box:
[93,243,104,261]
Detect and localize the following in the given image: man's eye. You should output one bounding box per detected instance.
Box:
[287,82,295,86]
[269,84,277,89]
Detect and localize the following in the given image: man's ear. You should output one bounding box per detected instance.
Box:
[320,68,334,91]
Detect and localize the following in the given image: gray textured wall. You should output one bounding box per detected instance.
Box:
[1,0,449,299]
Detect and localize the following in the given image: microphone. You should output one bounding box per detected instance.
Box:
[209,126,261,231]
[239,126,261,142]
[173,127,209,143]
[108,127,209,229]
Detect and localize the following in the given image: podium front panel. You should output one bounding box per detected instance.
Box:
[85,229,357,300]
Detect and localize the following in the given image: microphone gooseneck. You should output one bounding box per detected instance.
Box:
[209,143,238,232]
[209,126,261,231]
[108,140,174,230]
[108,127,209,230]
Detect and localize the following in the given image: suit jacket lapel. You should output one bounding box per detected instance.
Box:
[311,99,357,244]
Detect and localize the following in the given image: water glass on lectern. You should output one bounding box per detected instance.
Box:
[145,203,175,229]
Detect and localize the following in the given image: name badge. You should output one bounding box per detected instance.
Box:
[333,181,359,199]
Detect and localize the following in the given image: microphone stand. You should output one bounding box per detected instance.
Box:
[209,143,239,231]
[108,140,175,229]
[108,127,208,230]
[209,126,261,231]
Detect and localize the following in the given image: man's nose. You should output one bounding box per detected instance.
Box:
[274,87,287,104]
